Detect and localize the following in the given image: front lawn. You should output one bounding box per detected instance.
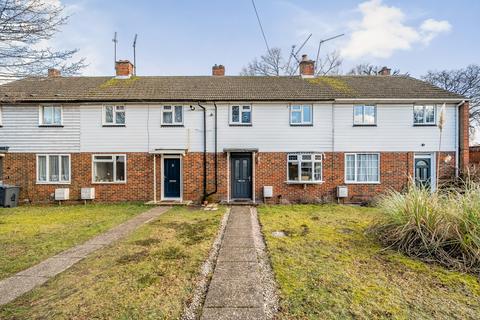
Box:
[0,206,225,319]
[0,203,150,279]
[259,205,480,319]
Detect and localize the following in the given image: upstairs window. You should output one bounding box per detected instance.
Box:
[37,154,70,183]
[414,105,436,125]
[39,106,62,126]
[93,155,126,183]
[290,105,312,125]
[0,106,2,126]
[230,105,252,125]
[345,153,379,183]
[162,106,183,125]
[103,105,125,125]
[287,153,322,182]
[354,105,376,125]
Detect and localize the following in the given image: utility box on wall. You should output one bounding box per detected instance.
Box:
[54,188,70,201]
[81,188,95,200]
[337,186,348,198]
[263,186,273,198]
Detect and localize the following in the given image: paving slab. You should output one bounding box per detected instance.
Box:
[204,278,263,308]
[201,307,265,320]
[217,247,258,262]
[0,206,169,306]
[225,228,253,237]
[212,262,260,280]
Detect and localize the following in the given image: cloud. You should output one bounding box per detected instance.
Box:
[341,0,451,60]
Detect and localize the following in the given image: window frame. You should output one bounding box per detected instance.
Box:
[102,105,126,126]
[344,153,380,184]
[413,104,436,126]
[286,153,323,184]
[229,105,252,126]
[161,105,184,126]
[0,106,3,126]
[39,105,63,126]
[36,154,71,184]
[290,104,313,126]
[353,105,377,126]
[91,154,127,184]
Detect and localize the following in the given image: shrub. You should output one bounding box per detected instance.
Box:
[372,181,480,273]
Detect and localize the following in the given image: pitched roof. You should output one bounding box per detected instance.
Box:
[0,75,465,103]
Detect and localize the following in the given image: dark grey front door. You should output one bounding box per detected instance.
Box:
[231,153,252,199]
[164,158,181,198]
[415,157,431,188]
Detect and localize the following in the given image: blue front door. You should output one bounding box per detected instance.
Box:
[164,158,181,198]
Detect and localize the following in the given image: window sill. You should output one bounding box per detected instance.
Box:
[229,123,252,127]
[38,125,64,128]
[285,181,324,185]
[413,124,437,127]
[102,124,126,127]
[344,181,380,185]
[92,181,127,185]
[161,125,184,128]
[36,181,71,185]
[353,124,377,127]
[290,124,313,127]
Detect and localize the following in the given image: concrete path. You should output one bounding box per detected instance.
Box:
[201,206,265,320]
[0,206,169,306]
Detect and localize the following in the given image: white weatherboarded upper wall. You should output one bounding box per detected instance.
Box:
[0,105,80,152]
[1,102,457,153]
[333,104,456,152]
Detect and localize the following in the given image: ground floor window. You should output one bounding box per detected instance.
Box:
[345,153,380,183]
[92,154,126,183]
[37,154,70,183]
[287,153,322,182]
[0,156,3,183]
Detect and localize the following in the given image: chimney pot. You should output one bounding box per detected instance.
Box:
[299,54,315,77]
[379,66,391,76]
[115,60,134,78]
[212,64,225,76]
[48,68,61,77]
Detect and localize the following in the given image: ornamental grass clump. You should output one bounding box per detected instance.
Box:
[372,181,480,273]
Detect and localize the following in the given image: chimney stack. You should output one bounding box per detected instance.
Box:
[48,68,61,77]
[378,66,391,76]
[212,64,225,76]
[299,54,315,77]
[115,60,134,78]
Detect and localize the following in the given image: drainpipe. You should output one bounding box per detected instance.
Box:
[197,102,208,202]
[455,100,465,178]
[196,102,218,202]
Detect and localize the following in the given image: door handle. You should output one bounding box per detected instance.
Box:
[169,180,177,183]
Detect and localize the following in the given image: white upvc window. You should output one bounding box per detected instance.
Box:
[162,105,183,125]
[103,105,125,125]
[39,105,62,125]
[345,153,380,183]
[0,106,2,126]
[290,104,313,125]
[354,105,376,125]
[230,105,252,125]
[92,154,126,183]
[413,105,436,125]
[37,154,71,184]
[287,153,323,182]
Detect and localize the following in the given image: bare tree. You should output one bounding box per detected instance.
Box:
[422,65,480,131]
[0,0,85,80]
[240,47,342,76]
[347,63,403,76]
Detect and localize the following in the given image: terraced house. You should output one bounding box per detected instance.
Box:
[0,56,470,204]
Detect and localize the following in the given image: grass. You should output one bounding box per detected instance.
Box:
[259,204,480,320]
[0,203,150,279]
[374,182,480,272]
[0,206,225,320]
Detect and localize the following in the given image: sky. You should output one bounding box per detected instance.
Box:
[49,0,478,78]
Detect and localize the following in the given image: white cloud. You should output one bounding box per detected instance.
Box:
[341,0,451,60]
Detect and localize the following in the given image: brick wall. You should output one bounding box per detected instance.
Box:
[459,101,470,170]
[3,151,457,204]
